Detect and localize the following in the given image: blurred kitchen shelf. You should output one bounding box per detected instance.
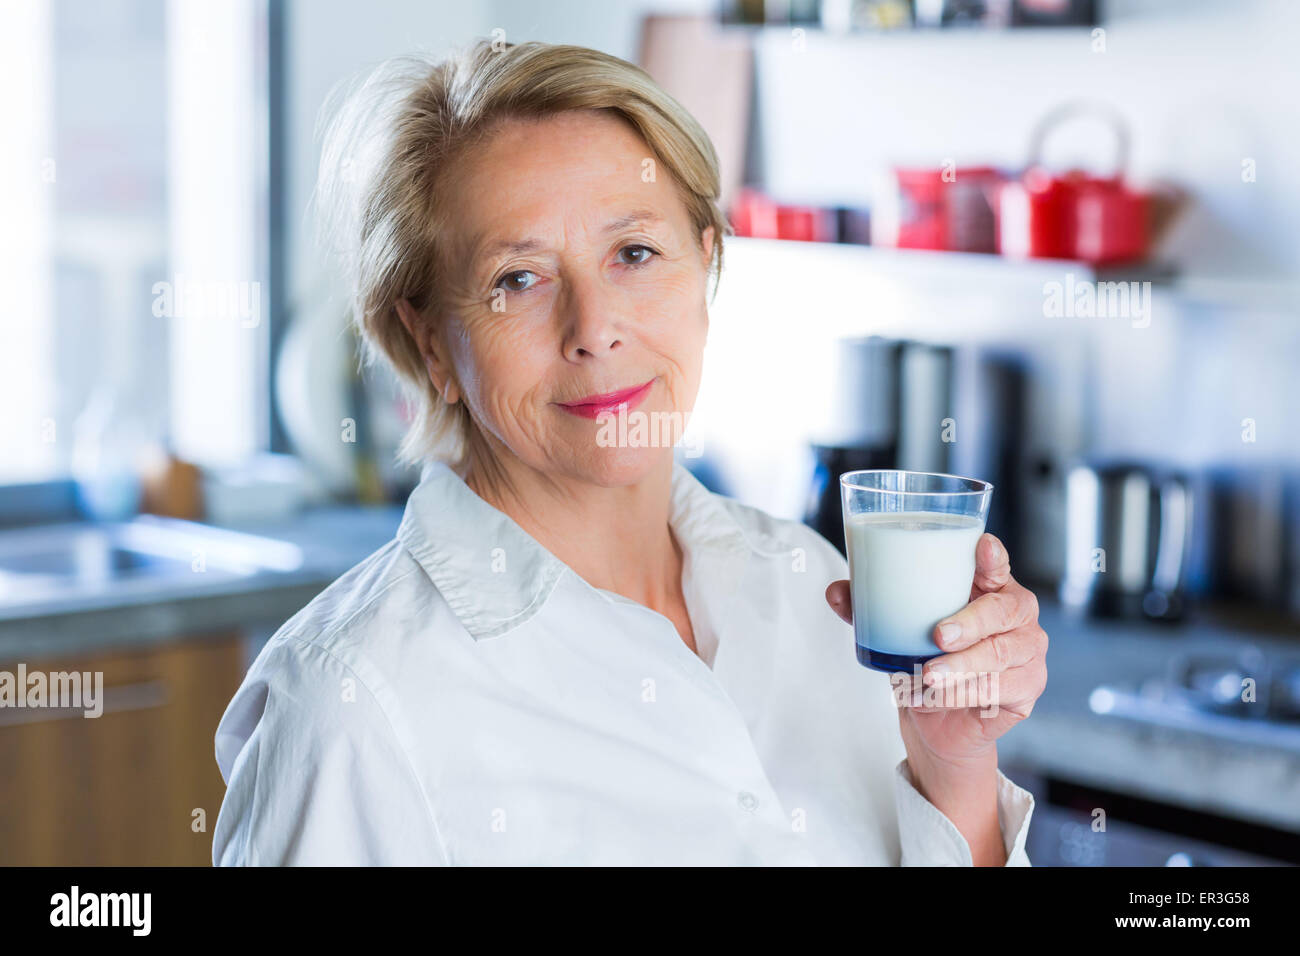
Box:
[728,234,1097,286]
[1163,274,1300,316]
[720,237,1299,325]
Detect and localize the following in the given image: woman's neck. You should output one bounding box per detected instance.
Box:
[456,435,685,614]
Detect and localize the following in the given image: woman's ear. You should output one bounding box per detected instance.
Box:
[394,298,460,405]
[698,225,715,270]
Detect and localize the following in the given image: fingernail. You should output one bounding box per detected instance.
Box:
[937,622,961,647]
[926,660,948,676]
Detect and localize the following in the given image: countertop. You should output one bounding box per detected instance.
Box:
[999,600,1300,832]
[0,506,404,661]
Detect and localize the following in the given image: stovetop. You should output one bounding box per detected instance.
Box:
[1089,645,1300,754]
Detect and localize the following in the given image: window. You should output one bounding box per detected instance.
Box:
[0,0,270,484]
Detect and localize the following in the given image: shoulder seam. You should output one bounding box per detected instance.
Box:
[273,553,420,651]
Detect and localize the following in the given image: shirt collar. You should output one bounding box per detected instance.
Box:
[396,458,772,641]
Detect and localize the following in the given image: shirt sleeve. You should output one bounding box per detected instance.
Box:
[893,757,1035,866]
[212,636,449,866]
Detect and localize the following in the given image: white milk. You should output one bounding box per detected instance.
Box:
[844,510,983,658]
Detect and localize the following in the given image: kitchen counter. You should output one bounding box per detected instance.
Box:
[999,599,1300,832]
[0,505,404,661]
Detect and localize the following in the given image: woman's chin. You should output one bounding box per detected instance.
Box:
[565,443,674,487]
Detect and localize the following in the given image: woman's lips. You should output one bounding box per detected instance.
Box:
[556,378,655,419]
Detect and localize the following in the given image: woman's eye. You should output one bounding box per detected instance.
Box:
[493,248,654,296]
[618,244,658,266]
[496,270,537,293]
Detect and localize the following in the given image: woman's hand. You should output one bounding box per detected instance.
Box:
[825,533,1047,864]
[825,532,1048,759]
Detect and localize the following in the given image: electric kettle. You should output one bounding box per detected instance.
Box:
[1061,461,1194,621]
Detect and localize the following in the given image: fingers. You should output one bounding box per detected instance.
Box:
[893,644,1048,714]
[972,533,1012,594]
[935,580,1039,653]
[825,580,852,624]
[924,622,1048,681]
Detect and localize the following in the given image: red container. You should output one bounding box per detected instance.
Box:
[729,187,835,242]
[892,168,947,250]
[879,166,1003,253]
[995,103,1151,265]
[995,166,1072,259]
[1072,175,1148,265]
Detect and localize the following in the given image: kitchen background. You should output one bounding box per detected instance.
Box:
[1,0,1297,865]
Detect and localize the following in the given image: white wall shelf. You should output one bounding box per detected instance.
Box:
[718,237,1298,325]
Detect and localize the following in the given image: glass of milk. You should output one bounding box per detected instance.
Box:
[840,470,993,672]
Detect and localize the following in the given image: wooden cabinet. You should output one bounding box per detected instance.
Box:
[0,631,246,865]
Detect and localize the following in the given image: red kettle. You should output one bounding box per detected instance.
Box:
[994,102,1150,266]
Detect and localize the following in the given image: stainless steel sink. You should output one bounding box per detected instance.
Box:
[0,515,304,611]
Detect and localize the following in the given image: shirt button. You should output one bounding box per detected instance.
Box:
[737,791,758,812]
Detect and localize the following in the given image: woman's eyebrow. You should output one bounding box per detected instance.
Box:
[602,209,666,233]
[473,211,668,269]
[475,236,544,266]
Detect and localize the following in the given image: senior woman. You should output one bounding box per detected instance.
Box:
[212,39,1047,866]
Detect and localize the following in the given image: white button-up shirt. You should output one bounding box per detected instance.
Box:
[213,458,1035,865]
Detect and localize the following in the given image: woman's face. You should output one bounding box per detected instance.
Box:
[412,109,714,488]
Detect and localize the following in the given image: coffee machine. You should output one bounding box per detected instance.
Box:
[804,337,898,556]
[803,336,1024,559]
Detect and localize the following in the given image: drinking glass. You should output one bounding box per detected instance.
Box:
[840,470,994,673]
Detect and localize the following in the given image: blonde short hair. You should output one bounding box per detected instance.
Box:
[314,39,729,469]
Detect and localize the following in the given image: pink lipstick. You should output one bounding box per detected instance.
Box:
[557,378,655,420]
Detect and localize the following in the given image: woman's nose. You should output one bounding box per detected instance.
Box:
[560,276,624,360]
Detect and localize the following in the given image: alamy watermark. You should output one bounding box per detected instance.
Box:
[50,886,150,936]
[889,666,1000,717]
[594,409,702,458]
[0,664,104,718]
[151,275,261,328]
[1043,272,1151,328]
